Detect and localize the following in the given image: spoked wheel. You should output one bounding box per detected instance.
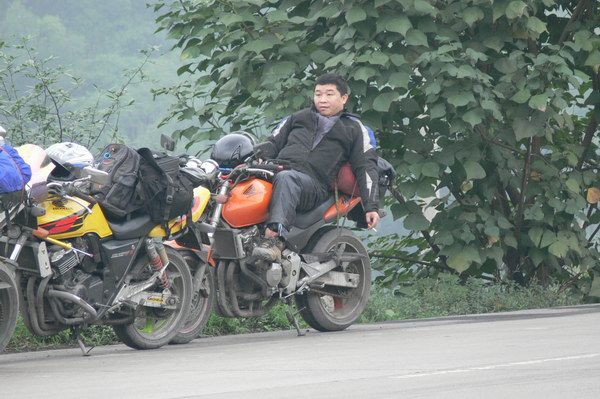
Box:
[113,247,192,349]
[296,228,371,332]
[170,251,214,344]
[0,262,19,352]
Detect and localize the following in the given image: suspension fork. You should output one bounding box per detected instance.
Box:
[210,179,231,228]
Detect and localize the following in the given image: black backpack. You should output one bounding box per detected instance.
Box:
[137,148,194,226]
[92,143,143,219]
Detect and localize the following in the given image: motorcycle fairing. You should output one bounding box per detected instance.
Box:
[39,200,112,239]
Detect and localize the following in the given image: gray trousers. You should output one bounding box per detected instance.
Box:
[267,170,329,233]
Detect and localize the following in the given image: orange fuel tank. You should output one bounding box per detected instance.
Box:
[222,178,272,228]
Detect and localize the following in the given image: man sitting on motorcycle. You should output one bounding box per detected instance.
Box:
[252,73,380,262]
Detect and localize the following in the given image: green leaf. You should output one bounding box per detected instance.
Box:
[267,9,287,22]
[406,29,429,47]
[464,160,486,180]
[386,15,412,36]
[270,61,296,76]
[505,1,528,19]
[354,66,378,82]
[526,16,547,34]
[528,227,556,248]
[504,234,518,248]
[585,50,600,68]
[565,178,580,193]
[529,93,549,112]
[389,72,410,89]
[447,92,475,107]
[417,182,435,197]
[421,162,439,178]
[403,213,430,231]
[373,91,399,112]
[324,53,351,68]
[447,246,480,273]
[494,58,518,74]
[463,7,484,27]
[413,0,438,16]
[548,240,568,258]
[369,52,390,66]
[511,89,531,104]
[311,50,333,64]
[243,38,277,54]
[492,2,507,22]
[462,109,484,127]
[512,118,537,141]
[346,8,367,24]
[498,217,513,229]
[430,103,446,119]
[219,14,244,26]
[390,54,407,66]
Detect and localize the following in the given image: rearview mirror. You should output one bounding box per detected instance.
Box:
[30,181,49,203]
[83,166,110,186]
[161,134,176,152]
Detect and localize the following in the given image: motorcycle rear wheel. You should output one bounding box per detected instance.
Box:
[296,228,371,332]
[0,261,19,352]
[169,251,214,344]
[113,247,192,349]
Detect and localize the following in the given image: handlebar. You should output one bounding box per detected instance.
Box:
[47,178,97,205]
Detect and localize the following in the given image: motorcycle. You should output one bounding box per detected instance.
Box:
[0,144,213,354]
[197,137,372,333]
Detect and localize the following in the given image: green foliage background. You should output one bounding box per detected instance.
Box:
[0,0,183,149]
[154,0,600,295]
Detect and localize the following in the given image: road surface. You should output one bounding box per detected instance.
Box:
[1,304,599,398]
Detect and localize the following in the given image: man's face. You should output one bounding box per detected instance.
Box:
[313,84,348,116]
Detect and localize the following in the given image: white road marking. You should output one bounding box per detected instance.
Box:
[391,353,600,379]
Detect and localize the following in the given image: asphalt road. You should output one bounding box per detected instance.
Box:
[1,304,599,399]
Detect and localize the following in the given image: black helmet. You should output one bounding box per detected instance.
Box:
[210,131,256,169]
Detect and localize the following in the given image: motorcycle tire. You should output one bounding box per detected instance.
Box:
[169,251,214,345]
[296,227,371,332]
[113,247,192,350]
[0,261,19,352]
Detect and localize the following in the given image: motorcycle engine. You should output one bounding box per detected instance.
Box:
[50,248,104,308]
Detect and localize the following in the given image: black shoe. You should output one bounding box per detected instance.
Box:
[252,238,284,262]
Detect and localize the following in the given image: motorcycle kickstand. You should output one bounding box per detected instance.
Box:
[283,299,306,337]
[71,326,94,357]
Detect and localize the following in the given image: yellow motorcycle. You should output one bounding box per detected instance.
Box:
[0,144,212,353]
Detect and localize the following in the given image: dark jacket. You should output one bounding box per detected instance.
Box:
[263,107,379,212]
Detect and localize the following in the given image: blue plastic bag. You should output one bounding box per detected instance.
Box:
[0,144,32,193]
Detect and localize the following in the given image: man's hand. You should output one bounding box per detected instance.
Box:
[365,211,380,230]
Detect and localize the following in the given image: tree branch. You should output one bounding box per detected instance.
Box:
[559,0,589,45]
[513,137,533,263]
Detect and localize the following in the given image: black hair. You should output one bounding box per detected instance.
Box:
[315,73,349,96]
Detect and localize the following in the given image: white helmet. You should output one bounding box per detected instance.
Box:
[46,142,93,181]
[46,142,93,168]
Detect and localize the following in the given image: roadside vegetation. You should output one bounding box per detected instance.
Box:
[4,276,581,353]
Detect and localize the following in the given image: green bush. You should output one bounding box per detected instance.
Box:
[4,277,582,352]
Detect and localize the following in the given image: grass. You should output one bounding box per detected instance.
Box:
[3,276,582,353]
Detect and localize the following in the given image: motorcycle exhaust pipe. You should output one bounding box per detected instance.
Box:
[46,289,98,322]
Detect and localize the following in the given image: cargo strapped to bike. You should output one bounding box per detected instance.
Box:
[137,148,194,234]
[92,143,143,219]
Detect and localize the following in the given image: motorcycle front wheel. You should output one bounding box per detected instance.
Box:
[296,228,371,332]
[0,261,19,352]
[113,247,192,349]
[169,250,214,345]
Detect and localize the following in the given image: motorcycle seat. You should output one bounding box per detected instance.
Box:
[108,213,156,240]
[292,196,335,229]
